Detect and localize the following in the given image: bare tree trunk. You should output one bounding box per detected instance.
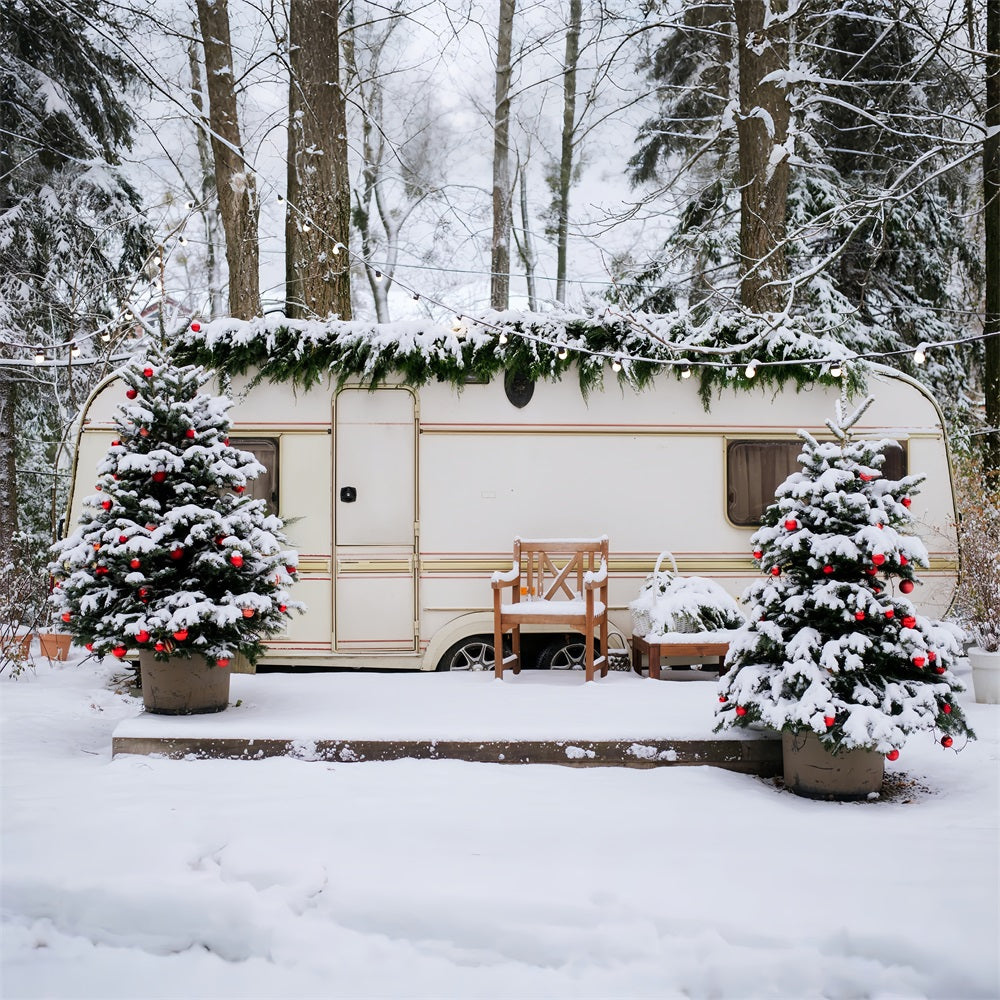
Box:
[514,155,538,310]
[491,0,515,310]
[734,0,790,314]
[195,0,261,320]
[554,0,581,305]
[187,32,225,318]
[285,0,352,320]
[985,0,1000,477]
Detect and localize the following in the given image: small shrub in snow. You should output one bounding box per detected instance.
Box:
[953,457,1000,653]
[49,348,303,666]
[715,398,974,756]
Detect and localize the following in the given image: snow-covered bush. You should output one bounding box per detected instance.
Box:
[629,555,744,636]
[953,457,1000,653]
[49,348,303,666]
[715,398,974,757]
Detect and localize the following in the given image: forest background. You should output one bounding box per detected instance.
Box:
[1,0,996,636]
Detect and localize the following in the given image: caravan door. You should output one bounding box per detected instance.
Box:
[333,387,418,653]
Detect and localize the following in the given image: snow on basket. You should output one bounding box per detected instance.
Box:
[629,552,745,637]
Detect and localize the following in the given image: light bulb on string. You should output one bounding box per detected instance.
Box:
[184,200,195,210]
[411,292,420,301]
[374,270,383,281]
[611,357,622,373]
[301,222,311,233]
[830,363,843,378]
[680,363,691,379]
[558,347,569,360]
[178,235,187,246]
[101,331,111,343]
[913,343,928,365]
[70,342,81,359]
[332,243,342,255]
[498,332,508,346]
[276,193,285,203]
[33,346,45,365]
[744,361,758,379]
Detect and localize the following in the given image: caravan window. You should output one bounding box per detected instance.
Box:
[726,439,907,527]
[230,437,279,513]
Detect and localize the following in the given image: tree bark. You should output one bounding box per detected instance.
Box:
[554,0,581,305]
[491,0,515,310]
[734,0,790,314]
[0,371,18,566]
[187,32,225,318]
[195,0,261,320]
[984,0,999,477]
[285,0,352,320]
[515,156,538,310]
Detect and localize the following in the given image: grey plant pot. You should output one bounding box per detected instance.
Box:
[782,729,884,801]
[970,647,1000,704]
[139,651,231,715]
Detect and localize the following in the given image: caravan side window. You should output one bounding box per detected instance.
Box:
[230,437,279,513]
[726,439,907,527]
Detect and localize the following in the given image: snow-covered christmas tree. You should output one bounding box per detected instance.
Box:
[716,398,974,758]
[49,348,302,666]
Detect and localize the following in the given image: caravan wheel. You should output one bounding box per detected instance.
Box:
[538,636,597,670]
[438,635,495,671]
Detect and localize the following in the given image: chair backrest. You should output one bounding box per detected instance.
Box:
[513,536,608,600]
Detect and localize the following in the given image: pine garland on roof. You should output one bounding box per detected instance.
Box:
[170,310,864,405]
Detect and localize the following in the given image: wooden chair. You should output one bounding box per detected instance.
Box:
[492,537,609,682]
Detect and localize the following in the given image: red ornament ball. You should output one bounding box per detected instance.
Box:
[242,608,255,619]
[278,603,287,613]
[770,566,781,576]
[913,656,926,668]
[95,566,108,575]
[941,736,954,749]
[136,630,150,643]
[139,427,149,438]
[901,496,912,508]
[753,549,763,560]
[152,470,166,483]
[154,641,165,652]
[111,440,120,447]
[216,658,230,668]
[170,547,183,560]
[718,695,727,704]
[61,611,71,623]
[824,716,835,728]
[185,428,196,439]
[899,580,914,594]
[928,651,937,662]
[899,555,908,566]
[233,485,245,495]
[855,611,866,622]
[111,646,127,659]
[230,553,244,568]
[886,749,900,761]
[101,499,112,510]
[823,565,833,575]
[884,608,895,619]
[872,553,885,566]
[285,565,296,575]
[942,703,953,714]
[119,534,128,543]
[95,483,102,491]
[130,558,141,569]
[735,706,747,717]
[126,388,138,399]
[865,568,877,576]
[173,628,189,642]
[784,519,798,531]
[902,615,916,629]
[142,367,153,378]
[190,321,201,332]
[223,437,230,446]
[85,643,93,652]
[935,666,946,675]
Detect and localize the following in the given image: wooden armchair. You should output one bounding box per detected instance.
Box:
[492,537,609,682]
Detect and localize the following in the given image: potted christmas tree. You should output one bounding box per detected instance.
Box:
[716,399,974,799]
[50,348,302,714]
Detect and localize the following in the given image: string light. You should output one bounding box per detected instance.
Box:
[70,342,81,359]
[276,193,284,203]
[611,358,622,373]
[101,331,112,343]
[745,361,758,379]
[558,347,569,360]
[374,270,383,281]
[830,363,843,378]
[184,200,194,210]
[301,222,311,233]
[498,332,508,345]
[332,243,343,255]
[913,343,928,365]
[33,346,45,364]
[680,363,691,379]
[178,236,187,246]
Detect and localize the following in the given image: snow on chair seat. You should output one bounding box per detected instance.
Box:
[492,537,610,682]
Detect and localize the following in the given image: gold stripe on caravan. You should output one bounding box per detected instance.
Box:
[417,556,959,575]
[297,558,331,574]
[338,558,413,574]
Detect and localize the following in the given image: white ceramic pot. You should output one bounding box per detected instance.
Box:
[969,647,1000,705]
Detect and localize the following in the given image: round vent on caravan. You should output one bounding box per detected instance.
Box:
[504,370,535,408]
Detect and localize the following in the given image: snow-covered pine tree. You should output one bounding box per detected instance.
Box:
[716,398,974,758]
[49,349,302,666]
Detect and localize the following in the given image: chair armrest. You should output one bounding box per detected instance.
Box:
[582,558,607,589]
[491,563,520,588]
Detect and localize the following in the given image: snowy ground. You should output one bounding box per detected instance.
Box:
[2,654,998,1000]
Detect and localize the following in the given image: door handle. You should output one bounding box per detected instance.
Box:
[340,486,357,503]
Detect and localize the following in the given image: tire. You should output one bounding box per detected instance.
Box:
[537,635,598,671]
[437,635,496,672]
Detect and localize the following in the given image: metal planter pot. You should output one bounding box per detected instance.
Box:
[139,651,231,715]
[782,730,884,801]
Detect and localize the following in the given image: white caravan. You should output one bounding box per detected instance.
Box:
[65,365,959,671]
